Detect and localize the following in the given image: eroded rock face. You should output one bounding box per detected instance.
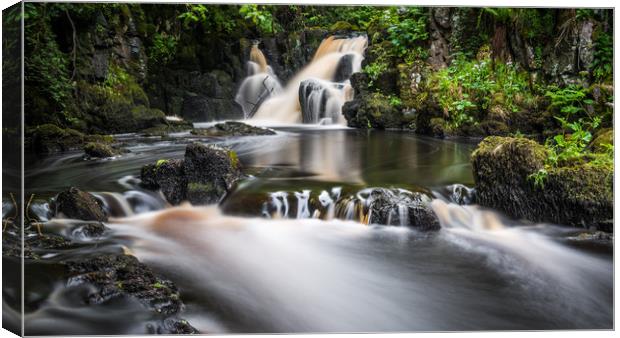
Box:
[140,143,242,205]
[51,187,108,222]
[472,136,613,231]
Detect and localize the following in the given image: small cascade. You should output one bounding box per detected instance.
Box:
[248,35,367,124]
[93,190,167,218]
[294,190,311,219]
[261,186,437,229]
[235,43,283,119]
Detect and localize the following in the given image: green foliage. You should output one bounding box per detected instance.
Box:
[156,159,169,167]
[528,168,548,188]
[388,96,402,107]
[178,4,237,33]
[239,5,279,35]
[148,32,178,65]
[429,55,530,127]
[544,85,590,118]
[363,61,389,87]
[591,32,613,82]
[385,8,428,58]
[24,3,73,123]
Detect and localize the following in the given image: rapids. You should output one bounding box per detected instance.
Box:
[12,126,613,334]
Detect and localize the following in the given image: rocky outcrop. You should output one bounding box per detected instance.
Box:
[190,121,276,137]
[51,187,108,222]
[141,143,242,205]
[343,92,409,129]
[472,136,613,231]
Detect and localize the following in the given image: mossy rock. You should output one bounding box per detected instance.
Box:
[472,136,612,231]
[329,21,356,32]
[27,124,86,153]
[343,93,405,129]
[83,142,120,159]
[429,118,449,138]
[51,187,108,222]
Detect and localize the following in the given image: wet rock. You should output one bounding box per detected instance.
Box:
[184,143,242,205]
[65,254,199,333]
[141,159,187,205]
[333,53,357,82]
[51,187,108,222]
[70,221,107,239]
[361,188,440,230]
[472,136,613,231]
[191,121,275,137]
[83,142,120,159]
[140,143,242,205]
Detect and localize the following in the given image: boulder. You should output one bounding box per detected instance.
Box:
[184,143,242,204]
[51,187,107,222]
[472,136,613,231]
[360,188,440,231]
[140,143,242,205]
[141,159,187,205]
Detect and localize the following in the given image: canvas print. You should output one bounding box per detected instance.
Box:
[1,2,614,335]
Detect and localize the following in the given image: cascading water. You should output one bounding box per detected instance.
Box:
[235,43,283,119]
[240,35,367,124]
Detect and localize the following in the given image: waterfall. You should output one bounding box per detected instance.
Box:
[243,35,367,124]
[235,43,283,119]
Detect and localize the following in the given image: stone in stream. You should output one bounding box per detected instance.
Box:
[83,142,120,159]
[184,142,242,205]
[141,159,187,205]
[140,142,242,205]
[360,188,441,231]
[190,121,275,137]
[51,187,108,222]
[472,136,613,231]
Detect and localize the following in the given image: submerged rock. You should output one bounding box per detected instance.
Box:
[471,136,613,231]
[51,187,108,222]
[190,121,275,137]
[140,143,242,205]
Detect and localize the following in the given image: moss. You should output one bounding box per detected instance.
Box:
[84,142,119,158]
[187,182,214,193]
[329,21,356,32]
[156,159,169,167]
[472,136,612,230]
[589,128,613,153]
[429,118,449,138]
[227,150,239,169]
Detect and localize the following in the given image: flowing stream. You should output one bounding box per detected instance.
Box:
[10,126,613,334]
[7,34,612,334]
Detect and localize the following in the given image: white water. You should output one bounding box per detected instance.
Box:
[240,35,367,124]
[105,200,612,332]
